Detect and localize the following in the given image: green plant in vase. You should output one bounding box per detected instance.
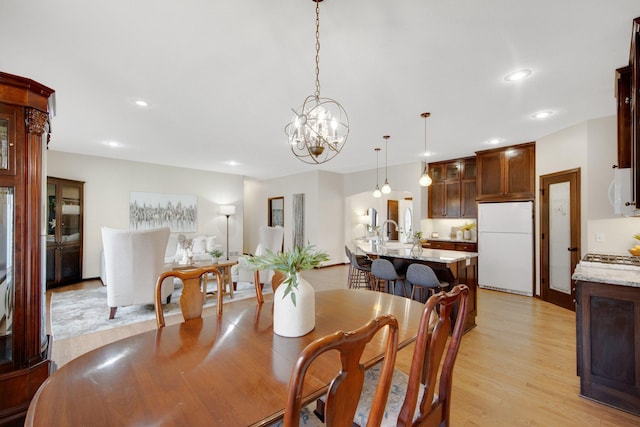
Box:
[208,248,224,262]
[248,244,329,306]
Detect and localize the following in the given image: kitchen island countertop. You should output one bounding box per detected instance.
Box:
[352,240,477,264]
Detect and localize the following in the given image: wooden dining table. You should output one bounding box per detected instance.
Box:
[26,289,425,426]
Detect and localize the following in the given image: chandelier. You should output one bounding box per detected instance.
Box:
[373,147,382,198]
[419,112,433,187]
[284,0,349,164]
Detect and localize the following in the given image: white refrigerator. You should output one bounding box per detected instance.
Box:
[477,201,534,296]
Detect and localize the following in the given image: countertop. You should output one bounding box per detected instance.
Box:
[572,262,640,288]
[352,240,477,264]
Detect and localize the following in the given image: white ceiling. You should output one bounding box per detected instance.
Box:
[3,1,640,180]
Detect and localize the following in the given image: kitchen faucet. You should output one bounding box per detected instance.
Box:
[380,219,399,244]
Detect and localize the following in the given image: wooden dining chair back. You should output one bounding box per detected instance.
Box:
[154,266,223,328]
[254,269,286,304]
[400,284,469,427]
[282,314,400,427]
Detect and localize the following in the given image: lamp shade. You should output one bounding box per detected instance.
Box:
[219,205,236,216]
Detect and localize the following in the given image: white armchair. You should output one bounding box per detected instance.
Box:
[232,225,284,287]
[101,227,173,319]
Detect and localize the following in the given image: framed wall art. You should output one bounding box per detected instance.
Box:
[130,192,197,232]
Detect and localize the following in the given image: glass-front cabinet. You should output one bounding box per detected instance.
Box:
[46,177,83,288]
[0,72,54,425]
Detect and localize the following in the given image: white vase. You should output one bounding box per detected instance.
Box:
[273,273,315,337]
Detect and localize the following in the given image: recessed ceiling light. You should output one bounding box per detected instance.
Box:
[423,151,432,158]
[135,100,149,107]
[487,138,502,145]
[504,69,532,82]
[531,110,553,119]
[226,160,239,166]
[104,141,122,147]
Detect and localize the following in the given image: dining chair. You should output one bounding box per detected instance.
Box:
[281,314,400,427]
[353,284,469,427]
[255,269,285,304]
[154,266,223,328]
[371,258,408,296]
[405,263,449,303]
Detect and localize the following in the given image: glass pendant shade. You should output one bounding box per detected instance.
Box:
[381,180,391,194]
[419,169,432,187]
[373,186,382,198]
[419,112,432,187]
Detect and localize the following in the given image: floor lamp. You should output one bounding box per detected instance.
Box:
[219,205,236,260]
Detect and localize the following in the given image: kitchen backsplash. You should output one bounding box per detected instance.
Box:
[421,218,477,240]
[587,217,640,255]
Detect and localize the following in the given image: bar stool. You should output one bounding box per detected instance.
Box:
[349,250,373,289]
[406,263,449,303]
[371,258,408,296]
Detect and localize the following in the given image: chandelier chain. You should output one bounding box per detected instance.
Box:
[314,0,321,99]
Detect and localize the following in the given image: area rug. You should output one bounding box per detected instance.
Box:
[50,282,269,340]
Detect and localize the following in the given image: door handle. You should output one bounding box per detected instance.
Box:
[568,247,578,252]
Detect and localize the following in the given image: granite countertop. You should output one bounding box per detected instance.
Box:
[352,240,477,264]
[572,262,640,288]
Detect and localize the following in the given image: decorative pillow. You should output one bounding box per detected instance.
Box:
[205,236,216,253]
[192,236,207,254]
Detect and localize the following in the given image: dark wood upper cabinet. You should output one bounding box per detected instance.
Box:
[476,142,535,202]
[428,156,476,218]
[616,17,640,209]
[632,18,640,208]
[616,66,632,169]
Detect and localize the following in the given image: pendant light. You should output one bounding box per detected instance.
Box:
[419,112,433,187]
[381,135,391,194]
[284,0,349,164]
[373,148,382,198]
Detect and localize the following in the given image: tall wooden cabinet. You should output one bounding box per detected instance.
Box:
[46,177,83,288]
[0,72,54,426]
[476,142,535,202]
[428,156,477,218]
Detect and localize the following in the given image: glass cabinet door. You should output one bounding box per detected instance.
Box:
[60,184,81,242]
[0,188,14,363]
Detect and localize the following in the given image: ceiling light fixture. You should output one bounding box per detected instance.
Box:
[135,100,149,107]
[419,112,432,187]
[504,69,532,82]
[381,135,391,194]
[373,147,382,198]
[284,0,349,164]
[487,138,502,145]
[531,110,553,119]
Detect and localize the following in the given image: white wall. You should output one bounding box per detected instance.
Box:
[47,151,245,279]
[535,115,640,293]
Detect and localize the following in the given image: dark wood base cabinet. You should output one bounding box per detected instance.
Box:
[576,281,640,416]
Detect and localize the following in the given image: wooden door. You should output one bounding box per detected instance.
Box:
[387,200,399,240]
[540,169,580,311]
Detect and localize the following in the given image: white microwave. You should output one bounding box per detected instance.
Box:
[608,168,636,216]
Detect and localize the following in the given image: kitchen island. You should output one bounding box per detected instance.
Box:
[572,261,640,416]
[352,241,478,332]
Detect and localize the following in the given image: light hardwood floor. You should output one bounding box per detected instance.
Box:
[47,265,639,426]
